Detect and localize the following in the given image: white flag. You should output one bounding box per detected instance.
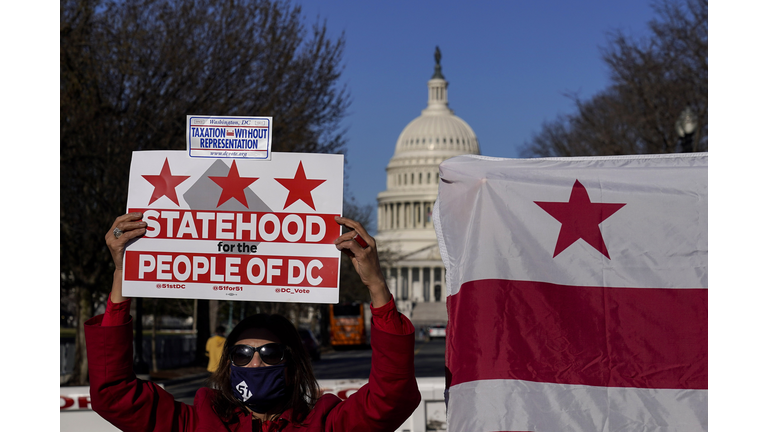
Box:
[434,153,707,432]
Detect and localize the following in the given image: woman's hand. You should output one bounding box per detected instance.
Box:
[334,216,391,308]
[105,212,147,302]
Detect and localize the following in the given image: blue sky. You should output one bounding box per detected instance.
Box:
[292,1,659,219]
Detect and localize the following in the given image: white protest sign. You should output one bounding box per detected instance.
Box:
[186,115,273,160]
[123,151,343,303]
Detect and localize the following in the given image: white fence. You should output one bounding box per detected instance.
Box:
[61,377,446,432]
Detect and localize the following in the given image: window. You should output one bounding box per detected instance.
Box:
[401,268,409,300]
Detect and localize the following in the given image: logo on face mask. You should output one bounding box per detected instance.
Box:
[235,380,252,401]
[230,364,288,412]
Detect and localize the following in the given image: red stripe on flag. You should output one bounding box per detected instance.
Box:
[446,279,707,390]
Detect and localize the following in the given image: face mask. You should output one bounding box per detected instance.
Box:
[230,363,289,413]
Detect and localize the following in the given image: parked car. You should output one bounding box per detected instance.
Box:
[428,325,446,338]
[298,328,321,361]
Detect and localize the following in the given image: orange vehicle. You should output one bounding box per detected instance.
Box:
[329,303,367,346]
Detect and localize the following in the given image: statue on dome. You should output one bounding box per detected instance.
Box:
[432,46,444,79]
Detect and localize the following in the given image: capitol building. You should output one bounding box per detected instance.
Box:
[375,48,480,326]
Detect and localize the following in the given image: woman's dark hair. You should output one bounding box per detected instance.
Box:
[208,313,320,425]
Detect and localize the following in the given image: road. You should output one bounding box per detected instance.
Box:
[313,336,446,379]
[164,337,446,404]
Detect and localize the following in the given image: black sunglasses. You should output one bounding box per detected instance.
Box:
[230,343,289,367]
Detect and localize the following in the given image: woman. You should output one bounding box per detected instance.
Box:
[86,212,420,431]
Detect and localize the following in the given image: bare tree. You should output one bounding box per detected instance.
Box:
[521,0,707,157]
[61,0,349,385]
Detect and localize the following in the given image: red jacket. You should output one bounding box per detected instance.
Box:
[85,303,420,431]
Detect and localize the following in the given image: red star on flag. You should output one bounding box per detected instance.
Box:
[535,180,626,259]
[141,158,190,206]
[275,161,327,210]
[208,160,259,208]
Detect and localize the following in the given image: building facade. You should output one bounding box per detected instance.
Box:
[375,48,480,325]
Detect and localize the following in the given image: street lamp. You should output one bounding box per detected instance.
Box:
[675,107,698,153]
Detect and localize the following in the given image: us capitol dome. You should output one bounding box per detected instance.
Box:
[375,47,480,325]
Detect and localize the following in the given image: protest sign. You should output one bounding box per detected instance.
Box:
[122,150,343,303]
[187,115,273,160]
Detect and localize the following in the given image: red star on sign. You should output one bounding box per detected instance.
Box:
[142,158,190,206]
[534,180,626,259]
[275,161,327,210]
[208,160,259,208]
